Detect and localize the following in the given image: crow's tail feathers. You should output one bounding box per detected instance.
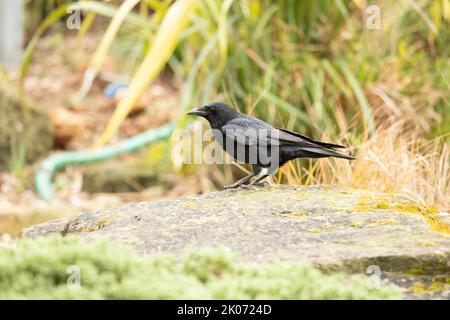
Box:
[276,128,355,159]
[277,128,347,149]
[300,147,356,160]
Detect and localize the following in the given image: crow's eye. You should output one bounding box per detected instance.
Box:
[206,106,215,112]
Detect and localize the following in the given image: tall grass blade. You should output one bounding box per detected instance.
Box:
[259,91,317,129]
[218,0,234,71]
[21,1,153,82]
[338,60,376,135]
[77,11,96,40]
[94,0,197,148]
[21,4,69,82]
[74,0,141,101]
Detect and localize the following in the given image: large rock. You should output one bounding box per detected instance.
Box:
[21,185,450,298]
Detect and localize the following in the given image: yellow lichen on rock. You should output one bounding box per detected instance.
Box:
[80,214,116,233]
[409,278,450,296]
[355,194,450,234]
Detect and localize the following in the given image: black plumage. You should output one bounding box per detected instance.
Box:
[187,102,355,188]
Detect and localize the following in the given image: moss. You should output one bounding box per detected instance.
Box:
[410,282,427,294]
[181,200,199,208]
[409,278,450,295]
[407,268,426,276]
[376,203,390,210]
[355,195,450,235]
[428,278,450,293]
[0,236,403,299]
[72,215,118,234]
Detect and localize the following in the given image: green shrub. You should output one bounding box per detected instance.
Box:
[0,237,403,299]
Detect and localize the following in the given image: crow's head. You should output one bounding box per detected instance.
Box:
[187,102,239,126]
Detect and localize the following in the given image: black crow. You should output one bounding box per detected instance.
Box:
[187,102,355,188]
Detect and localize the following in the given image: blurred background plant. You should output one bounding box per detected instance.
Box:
[0,236,403,299]
[0,0,448,237]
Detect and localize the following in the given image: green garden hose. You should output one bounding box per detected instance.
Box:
[35,123,174,200]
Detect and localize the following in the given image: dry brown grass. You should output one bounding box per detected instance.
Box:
[276,122,449,211]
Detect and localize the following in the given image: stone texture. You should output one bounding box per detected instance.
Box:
[21,185,450,298]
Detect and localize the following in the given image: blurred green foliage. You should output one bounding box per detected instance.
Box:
[25,1,450,139]
[170,0,450,138]
[0,70,53,173]
[25,0,77,31]
[0,236,403,299]
[22,1,450,202]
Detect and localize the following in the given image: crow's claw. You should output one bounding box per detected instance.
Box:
[223,184,244,190]
[224,181,268,190]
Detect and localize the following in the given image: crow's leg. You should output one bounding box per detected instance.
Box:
[248,166,279,187]
[249,174,269,186]
[223,172,256,189]
[224,165,262,189]
[248,167,270,186]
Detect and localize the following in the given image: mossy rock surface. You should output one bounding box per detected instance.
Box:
[22,185,450,299]
[0,73,53,170]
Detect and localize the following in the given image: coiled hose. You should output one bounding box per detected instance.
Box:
[35,123,174,200]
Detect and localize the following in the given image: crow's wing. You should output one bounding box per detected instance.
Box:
[277,128,346,149]
[222,117,319,148]
[221,118,355,160]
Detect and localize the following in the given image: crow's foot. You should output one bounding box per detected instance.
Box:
[224,182,268,190]
[223,183,245,189]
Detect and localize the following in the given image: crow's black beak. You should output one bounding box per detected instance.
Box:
[186,107,208,117]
